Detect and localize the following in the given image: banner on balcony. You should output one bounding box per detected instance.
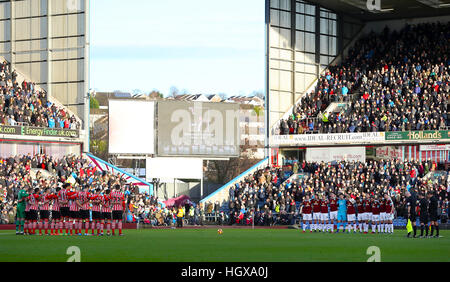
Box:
[271,132,385,146]
[385,130,450,141]
[0,124,79,138]
[419,144,450,151]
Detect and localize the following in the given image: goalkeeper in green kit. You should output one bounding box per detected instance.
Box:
[16,187,29,235]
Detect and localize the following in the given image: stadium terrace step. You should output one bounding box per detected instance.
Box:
[30,168,57,181]
[322,102,350,116]
[200,158,269,207]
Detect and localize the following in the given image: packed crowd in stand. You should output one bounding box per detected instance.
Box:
[0,154,448,232]
[277,22,449,135]
[0,153,164,235]
[0,60,80,129]
[225,159,449,233]
[0,153,210,232]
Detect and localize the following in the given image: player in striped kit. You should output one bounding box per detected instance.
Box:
[102,189,113,236]
[90,188,103,236]
[384,193,395,234]
[28,188,41,235]
[38,188,52,235]
[111,184,125,236]
[50,188,61,235]
[68,188,80,235]
[300,194,312,233]
[58,183,71,235]
[77,186,91,235]
[24,188,32,235]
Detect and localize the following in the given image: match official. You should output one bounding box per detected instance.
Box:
[405,190,418,238]
[428,192,440,238]
[418,193,429,238]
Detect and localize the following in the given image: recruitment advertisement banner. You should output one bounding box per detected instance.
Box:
[271,132,385,146]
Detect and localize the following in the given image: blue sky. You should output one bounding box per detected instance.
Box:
[90,0,265,97]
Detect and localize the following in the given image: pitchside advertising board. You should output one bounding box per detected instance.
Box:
[157,101,240,158]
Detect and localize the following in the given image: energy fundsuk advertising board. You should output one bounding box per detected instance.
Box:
[0,124,79,138]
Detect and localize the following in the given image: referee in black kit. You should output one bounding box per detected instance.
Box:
[418,193,429,238]
[406,190,418,238]
[427,192,440,238]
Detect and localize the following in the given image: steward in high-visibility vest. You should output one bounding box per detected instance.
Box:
[176,206,184,228]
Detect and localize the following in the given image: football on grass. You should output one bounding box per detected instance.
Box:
[218,229,223,235]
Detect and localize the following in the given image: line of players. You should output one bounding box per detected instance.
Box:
[18,183,126,236]
[299,192,395,234]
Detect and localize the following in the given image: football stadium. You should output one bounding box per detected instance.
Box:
[0,0,450,266]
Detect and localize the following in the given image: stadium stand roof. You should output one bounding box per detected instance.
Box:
[306,0,450,21]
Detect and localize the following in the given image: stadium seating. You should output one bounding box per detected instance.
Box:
[0,59,80,129]
[275,22,449,135]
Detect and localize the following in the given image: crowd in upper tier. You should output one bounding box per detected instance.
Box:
[276,22,450,135]
[226,159,449,226]
[0,60,80,130]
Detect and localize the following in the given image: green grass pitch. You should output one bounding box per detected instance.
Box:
[0,229,449,262]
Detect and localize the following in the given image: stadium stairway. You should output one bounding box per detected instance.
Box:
[323,102,349,115]
[201,159,302,215]
[30,168,57,180]
[199,158,269,211]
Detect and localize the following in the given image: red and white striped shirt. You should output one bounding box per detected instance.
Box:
[111,191,125,211]
[68,191,80,211]
[78,191,91,210]
[28,194,40,211]
[40,194,52,211]
[51,194,60,211]
[25,200,31,212]
[90,194,102,212]
[101,194,112,213]
[58,189,70,208]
